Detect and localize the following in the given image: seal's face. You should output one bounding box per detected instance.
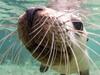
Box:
[20,7,87,50]
[18,7,88,69]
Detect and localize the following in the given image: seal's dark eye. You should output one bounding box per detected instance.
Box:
[72,22,83,30]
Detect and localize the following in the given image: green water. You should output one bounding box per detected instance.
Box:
[0,0,100,75]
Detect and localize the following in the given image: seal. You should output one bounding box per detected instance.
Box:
[18,0,89,75]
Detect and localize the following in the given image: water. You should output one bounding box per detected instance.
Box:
[0,0,100,75]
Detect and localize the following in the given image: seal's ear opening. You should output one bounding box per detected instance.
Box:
[72,22,83,30]
[26,8,43,27]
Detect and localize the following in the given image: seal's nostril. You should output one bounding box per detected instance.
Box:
[72,22,83,30]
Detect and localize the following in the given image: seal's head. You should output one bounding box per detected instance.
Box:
[18,7,88,74]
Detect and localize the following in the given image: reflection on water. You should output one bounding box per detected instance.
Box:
[0,0,100,75]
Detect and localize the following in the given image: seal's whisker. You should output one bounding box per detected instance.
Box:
[55,19,70,74]
[88,32,100,38]
[10,42,19,63]
[48,18,63,70]
[0,17,18,20]
[58,45,63,72]
[29,17,49,35]
[11,44,21,64]
[50,18,67,72]
[31,16,45,29]
[49,37,56,67]
[34,39,49,61]
[75,32,100,57]
[80,13,100,30]
[64,45,71,75]
[0,41,16,64]
[0,31,16,43]
[78,11,91,22]
[53,41,57,65]
[74,39,100,74]
[84,43,100,57]
[13,42,23,64]
[44,32,54,71]
[56,12,67,18]
[51,39,58,71]
[22,27,43,49]
[46,33,55,71]
[43,17,56,70]
[65,44,71,74]
[67,41,80,73]
[39,48,50,60]
[0,24,17,28]
[86,23,100,30]
[30,28,43,40]
[88,12,100,16]
[88,37,100,46]
[87,56,100,74]
[62,37,70,75]
[62,46,67,75]
[0,37,7,49]
[31,24,51,55]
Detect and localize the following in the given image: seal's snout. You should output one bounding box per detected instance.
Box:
[18,6,89,75]
[26,7,44,27]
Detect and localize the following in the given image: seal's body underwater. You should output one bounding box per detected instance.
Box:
[18,0,89,75]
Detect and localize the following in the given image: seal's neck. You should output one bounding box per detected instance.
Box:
[47,0,68,11]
